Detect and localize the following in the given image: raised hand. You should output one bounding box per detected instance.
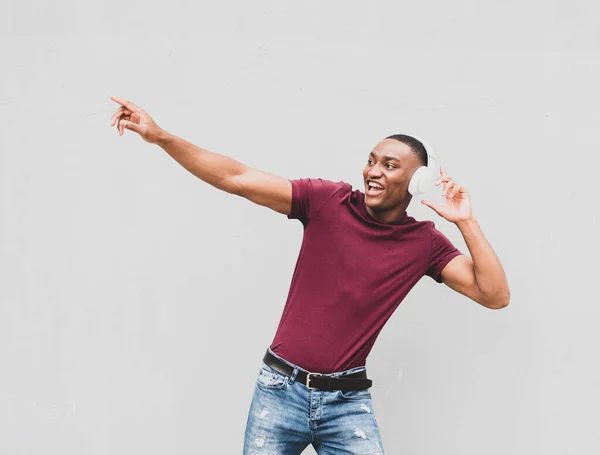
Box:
[421,165,472,223]
[109,96,164,144]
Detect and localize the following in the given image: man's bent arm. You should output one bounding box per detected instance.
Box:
[455,218,510,307]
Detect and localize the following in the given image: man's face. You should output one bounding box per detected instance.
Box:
[362,139,422,212]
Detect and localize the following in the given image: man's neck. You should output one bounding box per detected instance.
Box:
[365,204,408,224]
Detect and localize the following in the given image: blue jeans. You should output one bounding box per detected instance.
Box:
[244,348,385,454]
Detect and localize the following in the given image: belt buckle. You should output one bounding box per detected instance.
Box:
[306,372,322,390]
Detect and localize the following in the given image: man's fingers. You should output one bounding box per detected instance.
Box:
[435,176,452,186]
[110,107,132,126]
[120,119,142,135]
[449,186,462,198]
[117,114,127,135]
[110,95,140,114]
[110,95,137,111]
[111,109,123,126]
[440,178,454,196]
[443,180,456,197]
[118,115,131,135]
[110,108,122,126]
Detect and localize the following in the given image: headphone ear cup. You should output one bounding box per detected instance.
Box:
[408,166,430,196]
[420,169,435,194]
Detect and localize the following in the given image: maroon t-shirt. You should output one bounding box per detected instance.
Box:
[269,178,463,373]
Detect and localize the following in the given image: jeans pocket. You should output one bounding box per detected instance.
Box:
[338,388,372,400]
[255,362,289,390]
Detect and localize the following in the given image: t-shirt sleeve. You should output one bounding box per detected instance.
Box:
[425,222,464,283]
[287,178,345,225]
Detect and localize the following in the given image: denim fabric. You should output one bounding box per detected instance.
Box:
[244,348,384,454]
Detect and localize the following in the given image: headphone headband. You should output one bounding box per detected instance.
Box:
[408,134,436,169]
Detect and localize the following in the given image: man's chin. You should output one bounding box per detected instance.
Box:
[365,199,384,211]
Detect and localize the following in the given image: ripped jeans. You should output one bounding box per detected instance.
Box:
[243,348,385,454]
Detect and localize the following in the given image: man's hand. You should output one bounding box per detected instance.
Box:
[109,96,164,144]
[421,165,473,223]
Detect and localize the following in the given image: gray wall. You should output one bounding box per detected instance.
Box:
[1,1,599,453]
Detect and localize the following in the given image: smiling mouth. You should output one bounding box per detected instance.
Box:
[366,181,385,196]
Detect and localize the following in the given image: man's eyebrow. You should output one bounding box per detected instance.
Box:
[369,151,400,162]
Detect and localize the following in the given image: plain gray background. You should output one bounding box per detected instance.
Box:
[1,1,599,453]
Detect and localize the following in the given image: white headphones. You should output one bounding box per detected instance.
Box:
[406,135,437,196]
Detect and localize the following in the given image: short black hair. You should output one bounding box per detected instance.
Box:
[385,134,428,167]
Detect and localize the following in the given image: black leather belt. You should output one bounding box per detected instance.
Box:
[263,349,373,391]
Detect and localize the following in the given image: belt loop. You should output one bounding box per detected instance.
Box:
[289,367,299,384]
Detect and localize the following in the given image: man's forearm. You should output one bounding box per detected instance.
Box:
[456,218,510,306]
[155,130,247,193]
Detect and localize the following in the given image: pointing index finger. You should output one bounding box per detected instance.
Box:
[110,95,139,113]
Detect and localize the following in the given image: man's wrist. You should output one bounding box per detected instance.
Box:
[455,217,478,231]
[154,128,173,147]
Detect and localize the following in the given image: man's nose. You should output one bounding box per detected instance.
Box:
[368,164,382,177]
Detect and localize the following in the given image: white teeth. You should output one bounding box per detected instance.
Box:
[368,182,383,190]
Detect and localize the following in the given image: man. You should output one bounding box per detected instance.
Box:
[109,95,510,454]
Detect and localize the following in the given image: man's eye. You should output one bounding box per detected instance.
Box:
[367,159,374,164]
[386,164,395,169]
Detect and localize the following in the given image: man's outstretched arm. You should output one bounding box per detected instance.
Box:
[155,133,293,215]
[109,96,292,215]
